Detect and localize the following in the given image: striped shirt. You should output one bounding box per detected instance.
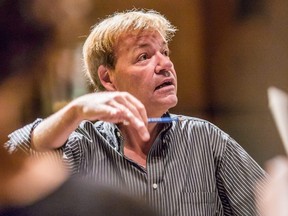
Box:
[6,114,266,216]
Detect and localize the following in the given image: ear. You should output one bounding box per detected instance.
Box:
[98,65,116,91]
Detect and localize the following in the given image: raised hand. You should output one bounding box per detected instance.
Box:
[71,91,150,141]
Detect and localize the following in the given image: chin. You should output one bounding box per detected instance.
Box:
[147,94,177,109]
[161,96,178,110]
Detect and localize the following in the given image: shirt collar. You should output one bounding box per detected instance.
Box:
[94,112,174,152]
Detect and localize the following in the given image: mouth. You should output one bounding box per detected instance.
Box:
[155,80,174,91]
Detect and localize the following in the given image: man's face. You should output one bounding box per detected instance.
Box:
[108,30,178,117]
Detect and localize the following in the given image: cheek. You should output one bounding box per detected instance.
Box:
[129,78,153,97]
[131,79,148,91]
[116,75,143,91]
[171,66,177,78]
[114,66,154,92]
[130,72,151,86]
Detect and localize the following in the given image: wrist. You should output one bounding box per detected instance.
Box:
[65,101,84,126]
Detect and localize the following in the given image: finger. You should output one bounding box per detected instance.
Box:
[122,108,150,141]
[88,104,123,123]
[102,91,147,123]
[108,99,150,141]
[111,94,149,141]
[123,92,148,124]
[114,92,148,125]
[107,93,143,124]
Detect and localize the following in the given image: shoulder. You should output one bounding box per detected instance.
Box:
[168,114,232,154]
[170,114,229,138]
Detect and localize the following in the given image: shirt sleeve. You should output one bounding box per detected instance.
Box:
[60,121,99,175]
[4,119,65,163]
[5,118,43,154]
[216,135,267,216]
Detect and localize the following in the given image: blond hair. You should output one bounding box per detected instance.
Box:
[82,9,177,91]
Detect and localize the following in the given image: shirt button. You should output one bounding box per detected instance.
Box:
[116,131,121,137]
[152,183,158,190]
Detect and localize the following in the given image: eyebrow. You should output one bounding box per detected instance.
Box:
[133,41,168,52]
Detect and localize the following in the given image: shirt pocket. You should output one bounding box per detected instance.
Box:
[179,192,219,216]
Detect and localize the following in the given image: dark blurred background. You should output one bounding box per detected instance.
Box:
[1,0,287,167]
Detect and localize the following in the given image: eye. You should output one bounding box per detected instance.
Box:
[162,49,170,57]
[138,53,148,61]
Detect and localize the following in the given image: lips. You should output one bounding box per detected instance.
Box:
[155,78,175,91]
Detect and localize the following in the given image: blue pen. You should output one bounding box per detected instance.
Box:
[148,117,179,123]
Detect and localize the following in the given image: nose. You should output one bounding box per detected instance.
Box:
[155,51,173,74]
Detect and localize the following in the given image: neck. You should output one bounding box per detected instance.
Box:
[119,123,162,168]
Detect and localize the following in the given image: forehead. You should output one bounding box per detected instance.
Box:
[115,30,167,51]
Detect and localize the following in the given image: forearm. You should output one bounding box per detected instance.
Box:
[32,102,82,151]
[31,91,150,151]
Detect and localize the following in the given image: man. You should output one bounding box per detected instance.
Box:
[1,2,157,215]
[6,9,266,215]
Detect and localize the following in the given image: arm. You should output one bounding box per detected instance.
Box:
[32,91,150,151]
[216,137,267,215]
